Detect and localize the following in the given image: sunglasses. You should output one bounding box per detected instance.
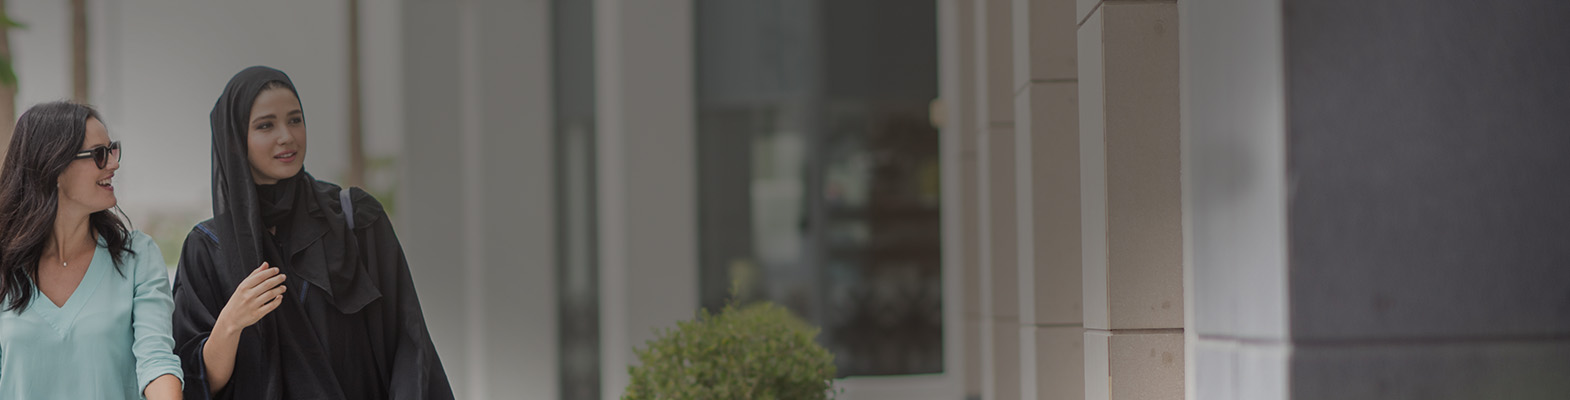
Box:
[73,141,122,169]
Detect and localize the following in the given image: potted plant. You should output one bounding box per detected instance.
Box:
[623,301,839,400]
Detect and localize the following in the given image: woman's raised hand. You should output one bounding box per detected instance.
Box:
[216,262,286,331]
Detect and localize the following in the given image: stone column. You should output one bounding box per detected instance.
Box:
[398,0,558,398]
[974,0,1019,398]
[1186,0,1570,398]
[592,1,699,399]
[1078,0,1185,399]
[1011,0,1086,399]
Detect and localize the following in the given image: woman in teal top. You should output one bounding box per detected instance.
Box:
[0,102,183,399]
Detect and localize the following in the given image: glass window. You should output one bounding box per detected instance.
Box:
[695,0,942,377]
[553,0,600,398]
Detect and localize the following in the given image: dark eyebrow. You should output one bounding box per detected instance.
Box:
[251,114,278,125]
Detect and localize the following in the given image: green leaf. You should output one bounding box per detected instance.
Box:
[0,55,16,87]
[0,9,25,30]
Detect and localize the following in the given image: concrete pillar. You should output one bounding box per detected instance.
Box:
[1181,0,1290,398]
[979,128,1020,400]
[1186,0,1570,399]
[593,1,699,399]
[398,1,558,399]
[974,0,1018,398]
[1078,0,1184,399]
[1011,0,1085,399]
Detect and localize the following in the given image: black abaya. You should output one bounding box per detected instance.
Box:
[172,66,453,400]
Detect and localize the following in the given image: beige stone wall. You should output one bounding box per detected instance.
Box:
[1013,0,1085,399]
[973,1,1021,399]
[944,0,1185,398]
[1077,2,1185,399]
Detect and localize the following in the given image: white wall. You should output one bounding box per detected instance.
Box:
[395,0,560,398]
[593,1,699,398]
[11,1,70,110]
[11,0,379,225]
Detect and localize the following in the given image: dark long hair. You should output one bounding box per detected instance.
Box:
[0,101,134,312]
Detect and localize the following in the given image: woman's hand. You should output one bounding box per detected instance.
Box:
[205,262,286,394]
[215,263,286,334]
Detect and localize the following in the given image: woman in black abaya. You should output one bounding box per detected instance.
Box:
[172,66,453,400]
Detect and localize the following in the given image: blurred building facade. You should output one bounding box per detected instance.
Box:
[397,1,959,398]
[9,0,1568,399]
[951,0,1570,399]
[399,0,1570,399]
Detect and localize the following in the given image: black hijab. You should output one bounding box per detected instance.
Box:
[176,66,450,400]
[209,66,378,314]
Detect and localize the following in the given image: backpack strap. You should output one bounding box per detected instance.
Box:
[340,187,355,230]
[196,220,220,249]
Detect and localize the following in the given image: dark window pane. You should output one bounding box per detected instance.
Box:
[696,0,942,377]
[553,0,600,399]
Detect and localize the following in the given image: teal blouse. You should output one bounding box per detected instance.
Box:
[0,231,183,399]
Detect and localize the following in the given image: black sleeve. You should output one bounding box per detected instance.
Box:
[172,228,237,400]
[355,195,455,400]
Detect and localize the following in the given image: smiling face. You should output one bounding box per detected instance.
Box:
[56,117,120,214]
[246,85,307,185]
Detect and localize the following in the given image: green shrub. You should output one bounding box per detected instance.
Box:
[623,302,839,400]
